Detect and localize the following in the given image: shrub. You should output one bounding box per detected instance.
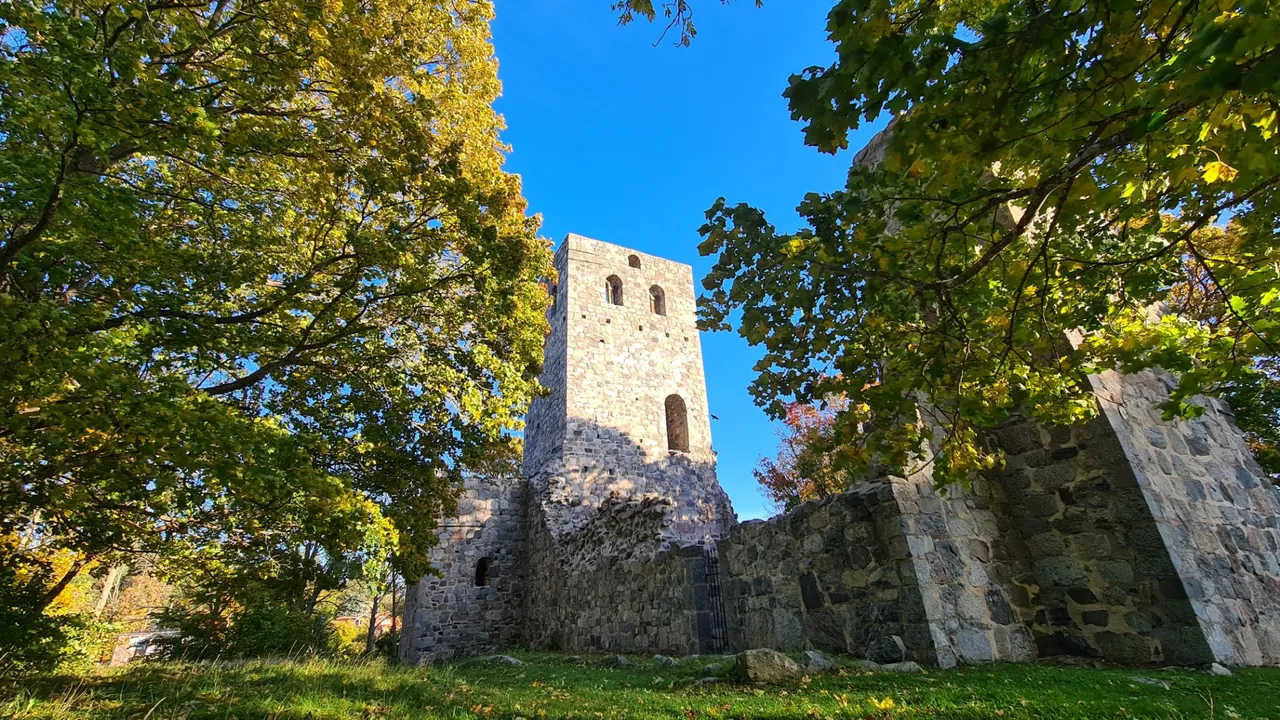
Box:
[327,620,365,659]
[373,628,400,659]
[157,590,333,660]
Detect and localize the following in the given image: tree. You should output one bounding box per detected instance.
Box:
[1170,221,1280,476]
[612,0,759,46]
[0,0,551,643]
[754,401,844,511]
[690,0,1280,483]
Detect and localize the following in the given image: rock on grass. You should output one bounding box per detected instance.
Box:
[734,648,804,684]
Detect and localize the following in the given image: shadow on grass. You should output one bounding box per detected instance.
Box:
[3,653,1280,719]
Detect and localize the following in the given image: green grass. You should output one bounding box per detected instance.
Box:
[3,652,1278,719]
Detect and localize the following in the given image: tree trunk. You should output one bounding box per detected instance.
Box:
[94,564,129,618]
[364,594,380,656]
[38,556,90,613]
[390,576,399,634]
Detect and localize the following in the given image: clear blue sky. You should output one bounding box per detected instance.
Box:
[491,1,884,520]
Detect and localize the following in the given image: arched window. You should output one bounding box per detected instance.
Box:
[474,557,491,587]
[605,275,623,306]
[628,255,641,269]
[665,394,689,452]
[649,285,666,316]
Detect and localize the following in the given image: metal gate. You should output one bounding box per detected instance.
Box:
[701,545,730,653]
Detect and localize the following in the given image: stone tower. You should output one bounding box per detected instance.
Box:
[523,233,734,545]
[402,235,737,663]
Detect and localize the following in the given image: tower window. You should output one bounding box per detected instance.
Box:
[475,557,491,587]
[649,285,666,316]
[605,275,624,306]
[628,255,641,269]
[665,394,690,452]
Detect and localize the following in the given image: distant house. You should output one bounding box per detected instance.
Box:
[109,630,179,666]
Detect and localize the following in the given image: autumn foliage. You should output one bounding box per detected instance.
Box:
[754,401,847,511]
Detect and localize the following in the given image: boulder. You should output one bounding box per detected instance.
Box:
[486,655,523,666]
[615,655,632,667]
[1208,663,1233,677]
[701,663,724,676]
[866,635,907,664]
[734,648,804,684]
[802,650,835,673]
[880,661,923,673]
[653,654,677,667]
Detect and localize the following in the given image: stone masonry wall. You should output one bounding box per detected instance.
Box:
[719,377,1275,668]
[1091,368,1280,664]
[718,481,936,662]
[987,412,1212,664]
[718,476,1035,667]
[400,474,526,663]
[521,491,712,655]
[889,466,1036,667]
[522,242,569,477]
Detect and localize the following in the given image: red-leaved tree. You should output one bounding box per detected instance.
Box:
[754,401,846,511]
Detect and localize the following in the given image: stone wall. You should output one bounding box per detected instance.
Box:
[521,491,713,655]
[718,376,1280,668]
[987,411,1212,664]
[522,242,570,478]
[718,481,926,659]
[890,466,1035,666]
[400,474,526,663]
[718,475,1035,667]
[1091,368,1280,664]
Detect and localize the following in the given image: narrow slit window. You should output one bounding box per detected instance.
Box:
[665,394,690,452]
[628,255,641,269]
[649,285,666,316]
[475,557,491,587]
[605,275,624,306]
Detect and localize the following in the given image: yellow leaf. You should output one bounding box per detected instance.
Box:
[1121,181,1139,199]
[1202,161,1238,183]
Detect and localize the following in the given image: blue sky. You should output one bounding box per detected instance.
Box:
[491,1,883,520]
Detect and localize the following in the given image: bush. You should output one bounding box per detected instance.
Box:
[373,627,400,659]
[157,591,333,660]
[327,620,365,659]
[0,567,68,675]
[0,560,117,676]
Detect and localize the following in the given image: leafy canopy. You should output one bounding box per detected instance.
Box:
[693,0,1280,483]
[0,0,551,621]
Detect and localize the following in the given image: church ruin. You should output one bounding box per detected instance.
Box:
[401,233,1280,668]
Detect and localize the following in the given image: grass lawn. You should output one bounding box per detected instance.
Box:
[3,652,1278,719]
